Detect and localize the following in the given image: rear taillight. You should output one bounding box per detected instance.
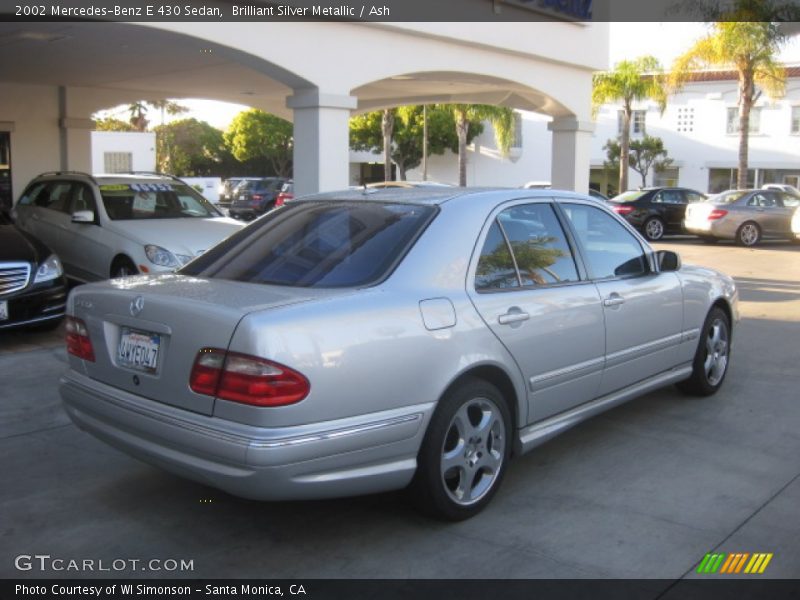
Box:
[189,348,310,407]
[275,193,292,207]
[708,209,728,221]
[613,205,635,215]
[65,316,95,362]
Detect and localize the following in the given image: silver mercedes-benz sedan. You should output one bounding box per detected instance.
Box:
[684,188,800,246]
[60,188,738,520]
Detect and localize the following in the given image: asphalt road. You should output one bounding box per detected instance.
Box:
[1,238,799,582]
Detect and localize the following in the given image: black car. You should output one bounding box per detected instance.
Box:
[0,212,67,330]
[608,187,707,241]
[228,177,288,220]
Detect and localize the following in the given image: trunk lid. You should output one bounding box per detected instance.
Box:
[68,273,335,415]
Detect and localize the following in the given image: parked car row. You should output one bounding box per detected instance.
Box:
[606,186,800,246]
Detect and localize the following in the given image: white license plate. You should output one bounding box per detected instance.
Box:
[117,328,161,373]
[0,300,7,321]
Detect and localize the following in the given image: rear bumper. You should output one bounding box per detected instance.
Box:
[684,219,737,239]
[60,370,432,500]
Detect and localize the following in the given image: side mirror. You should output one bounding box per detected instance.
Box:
[656,250,681,272]
[71,210,95,224]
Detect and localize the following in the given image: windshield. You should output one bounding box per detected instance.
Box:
[610,191,647,203]
[99,183,221,220]
[181,201,436,288]
[707,191,749,205]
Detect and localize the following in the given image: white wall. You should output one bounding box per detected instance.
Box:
[90,131,156,174]
[0,82,61,203]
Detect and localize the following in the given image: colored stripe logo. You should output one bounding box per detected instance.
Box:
[697,552,773,574]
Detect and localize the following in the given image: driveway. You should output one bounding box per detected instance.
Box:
[1,239,799,582]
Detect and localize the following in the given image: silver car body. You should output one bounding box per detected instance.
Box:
[685,189,799,243]
[60,189,738,503]
[14,173,244,281]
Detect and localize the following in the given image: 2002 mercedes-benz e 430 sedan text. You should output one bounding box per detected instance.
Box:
[60,188,738,520]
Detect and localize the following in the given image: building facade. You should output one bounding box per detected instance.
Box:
[365,66,799,195]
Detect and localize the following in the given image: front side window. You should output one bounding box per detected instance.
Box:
[475,203,578,291]
[36,182,74,213]
[182,202,435,288]
[562,203,648,280]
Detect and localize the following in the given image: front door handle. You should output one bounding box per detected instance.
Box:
[603,294,625,308]
[498,310,530,325]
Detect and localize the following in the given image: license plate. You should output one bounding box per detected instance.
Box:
[117,328,161,373]
[0,300,7,321]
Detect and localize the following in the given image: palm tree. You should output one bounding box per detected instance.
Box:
[592,56,667,193]
[128,101,149,132]
[449,104,515,187]
[670,22,786,189]
[381,108,395,182]
[148,99,189,126]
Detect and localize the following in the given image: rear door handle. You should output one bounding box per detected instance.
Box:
[498,311,530,325]
[603,294,625,308]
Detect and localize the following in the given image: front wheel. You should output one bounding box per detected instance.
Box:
[111,257,138,278]
[643,217,665,241]
[677,307,731,396]
[410,378,512,521]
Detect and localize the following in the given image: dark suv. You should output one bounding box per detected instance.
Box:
[229,178,288,220]
[608,187,707,241]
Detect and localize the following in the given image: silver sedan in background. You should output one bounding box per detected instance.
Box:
[684,189,800,246]
[60,188,738,520]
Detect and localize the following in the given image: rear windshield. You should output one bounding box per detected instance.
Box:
[99,183,221,220]
[240,179,283,192]
[707,191,749,205]
[610,191,647,203]
[180,201,436,288]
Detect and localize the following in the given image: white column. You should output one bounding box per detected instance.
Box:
[58,86,94,172]
[548,117,595,193]
[287,90,357,196]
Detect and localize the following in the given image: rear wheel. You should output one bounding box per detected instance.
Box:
[677,307,731,396]
[410,378,512,521]
[643,217,665,241]
[736,222,761,247]
[111,257,138,278]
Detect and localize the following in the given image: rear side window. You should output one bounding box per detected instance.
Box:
[475,203,578,291]
[183,202,435,288]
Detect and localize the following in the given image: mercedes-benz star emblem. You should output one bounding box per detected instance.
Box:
[130,296,145,317]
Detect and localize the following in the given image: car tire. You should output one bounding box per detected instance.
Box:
[736,221,761,247]
[677,307,731,397]
[111,257,138,278]
[643,217,665,241]
[410,377,512,521]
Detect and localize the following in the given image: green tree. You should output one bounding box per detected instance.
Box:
[670,19,787,189]
[154,118,228,176]
[94,117,136,132]
[446,104,515,187]
[349,105,471,181]
[224,109,293,178]
[592,56,667,193]
[604,136,673,188]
